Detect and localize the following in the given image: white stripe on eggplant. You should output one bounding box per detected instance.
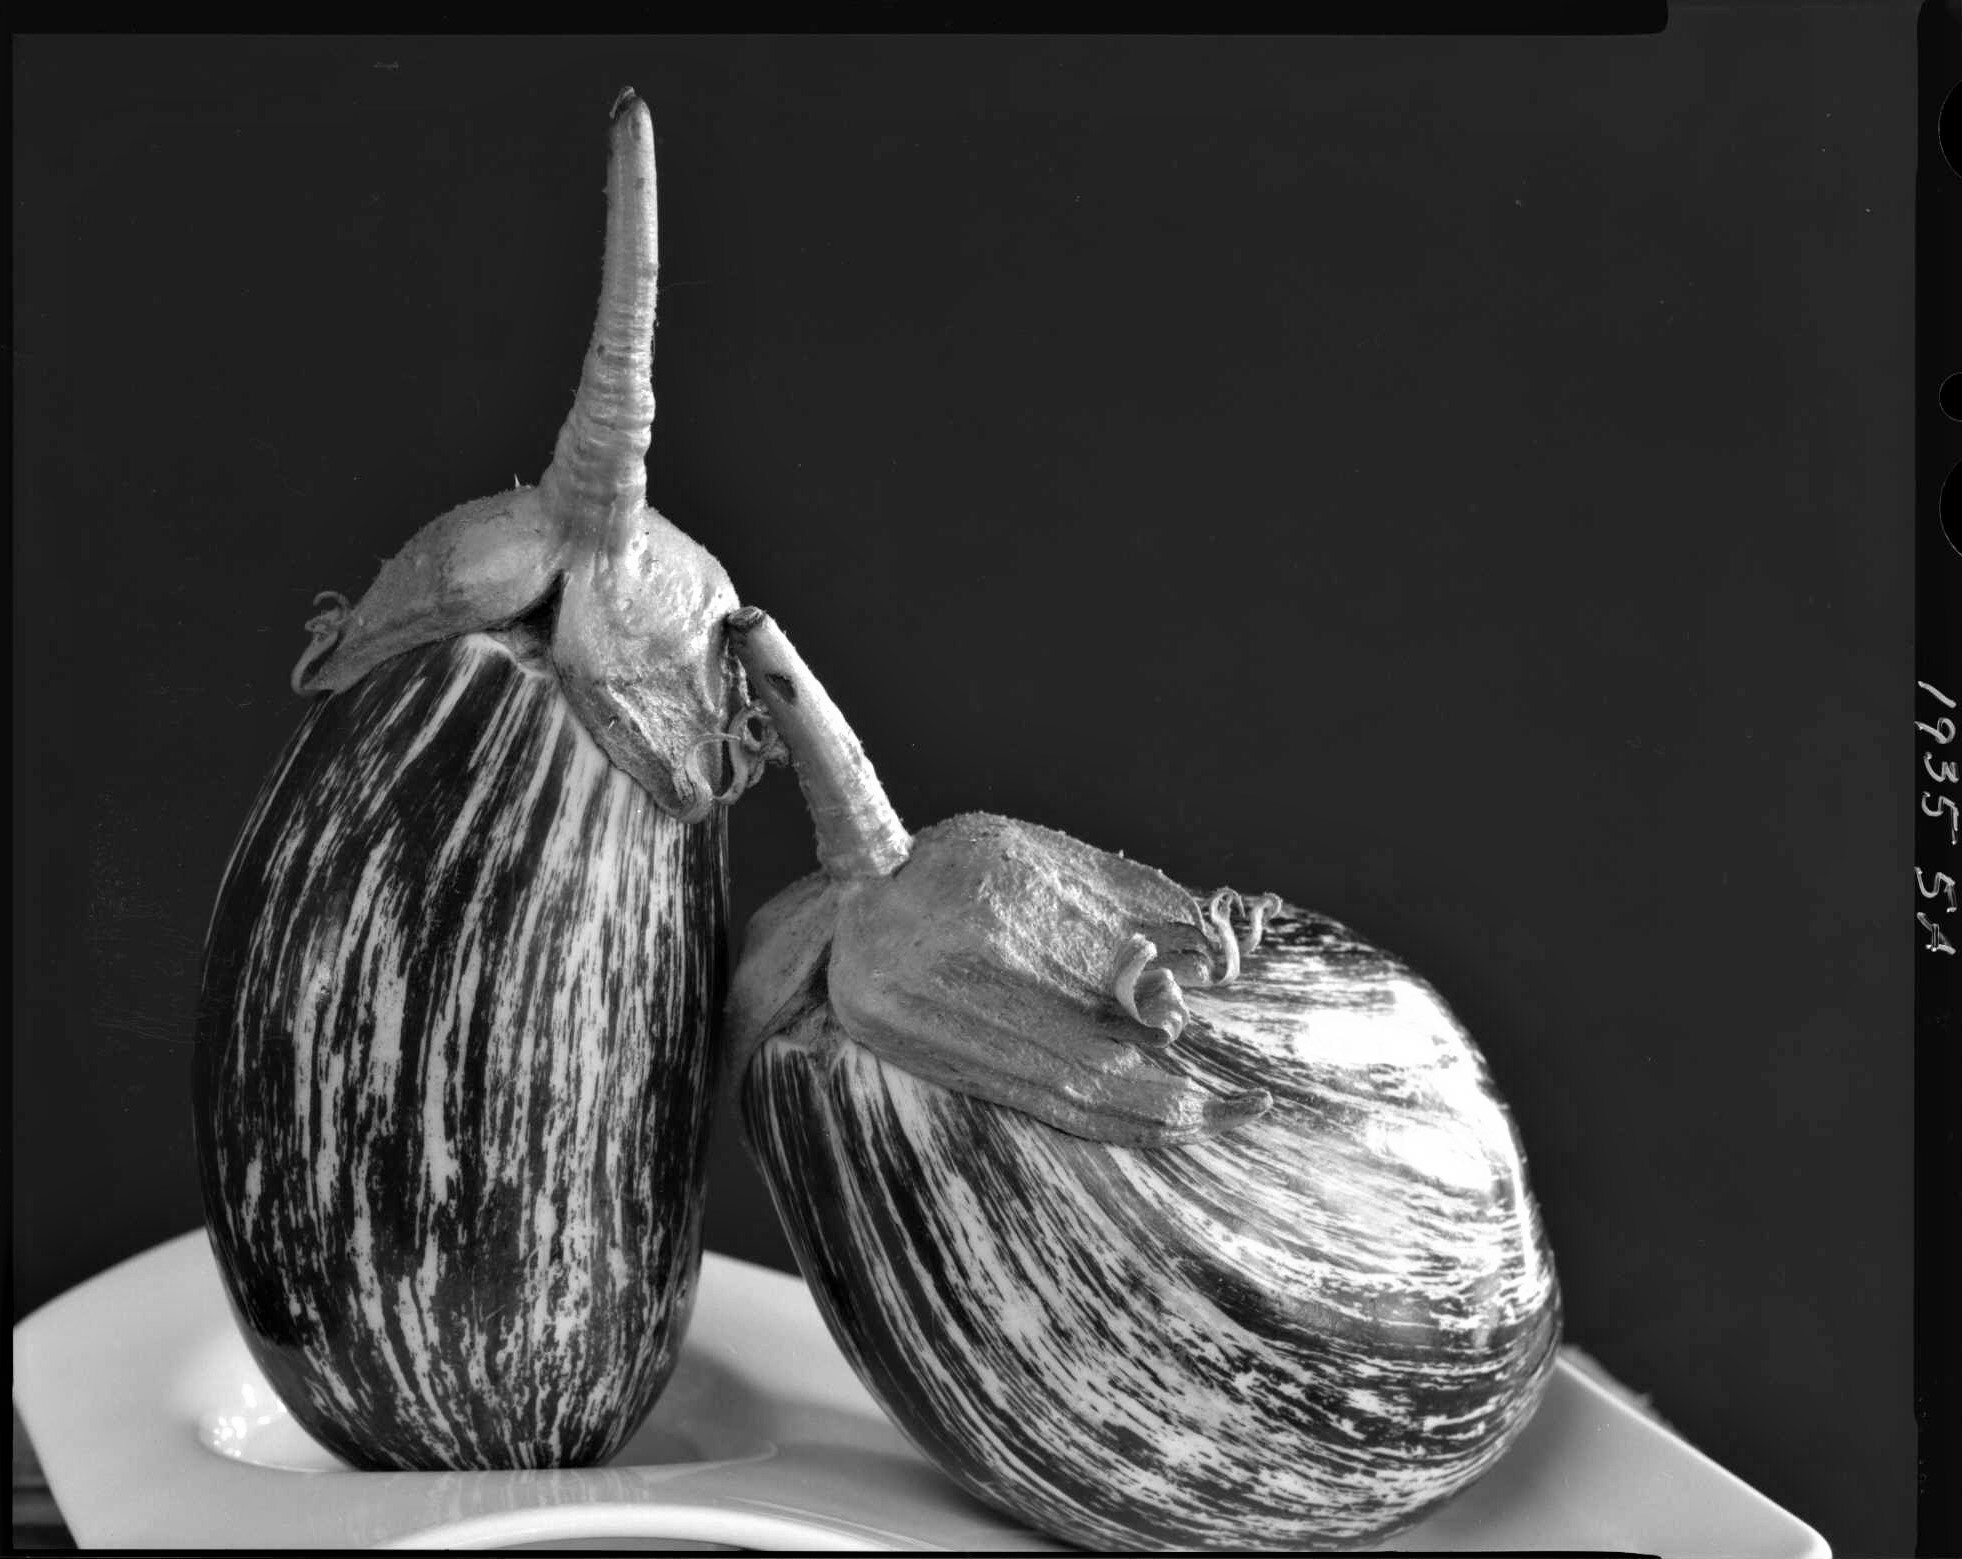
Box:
[722,611,1559,1552]
[194,631,727,1470]
[195,91,753,1466]
[743,913,1560,1549]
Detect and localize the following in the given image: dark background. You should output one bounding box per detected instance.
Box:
[13,21,1918,1556]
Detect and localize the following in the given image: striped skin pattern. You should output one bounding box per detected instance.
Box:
[193,630,727,1470]
[742,904,1560,1550]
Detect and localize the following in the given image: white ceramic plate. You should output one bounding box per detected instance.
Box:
[13,1231,1828,1553]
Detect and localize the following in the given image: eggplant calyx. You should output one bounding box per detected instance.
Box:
[725,608,1272,1147]
[827,815,1275,1147]
[290,489,564,696]
[287,92,758,823]
[726,868,842,1101]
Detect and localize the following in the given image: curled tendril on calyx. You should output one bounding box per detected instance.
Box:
[1113,935,1187,1048]
[690,699,789,802]
[1200,889,1245,984]
[692,699,782,760]
[1109,888,1282,1051]
[291,592,354,696]
[1239,892,1282,956]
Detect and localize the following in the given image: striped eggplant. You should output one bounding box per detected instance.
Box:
[192,92,769,1471]
[723,609,1563,1551]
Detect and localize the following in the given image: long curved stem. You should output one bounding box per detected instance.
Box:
[538,87,658,550]
[726,609,911,882]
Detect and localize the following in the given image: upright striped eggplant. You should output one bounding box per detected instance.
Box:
[723,610,1562,1551]
[192,92,769,1471]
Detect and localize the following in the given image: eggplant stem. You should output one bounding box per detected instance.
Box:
[725,608,911,881]
[537,88,659,552]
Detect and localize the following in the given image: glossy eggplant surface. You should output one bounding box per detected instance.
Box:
[742,892,1560,1550]
[195,631,727,1470]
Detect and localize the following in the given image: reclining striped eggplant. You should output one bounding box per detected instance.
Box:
[192,91,769,1471]
[723,608,1563,1551]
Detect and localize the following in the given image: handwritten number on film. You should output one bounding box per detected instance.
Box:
[1919,680,1958,955]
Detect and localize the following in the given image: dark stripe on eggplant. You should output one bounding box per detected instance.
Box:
[194,633,728,1471]
[741,901,1559,1551]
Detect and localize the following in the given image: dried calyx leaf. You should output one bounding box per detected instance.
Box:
[292,90,763,823]
[724,609,1273,1148]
